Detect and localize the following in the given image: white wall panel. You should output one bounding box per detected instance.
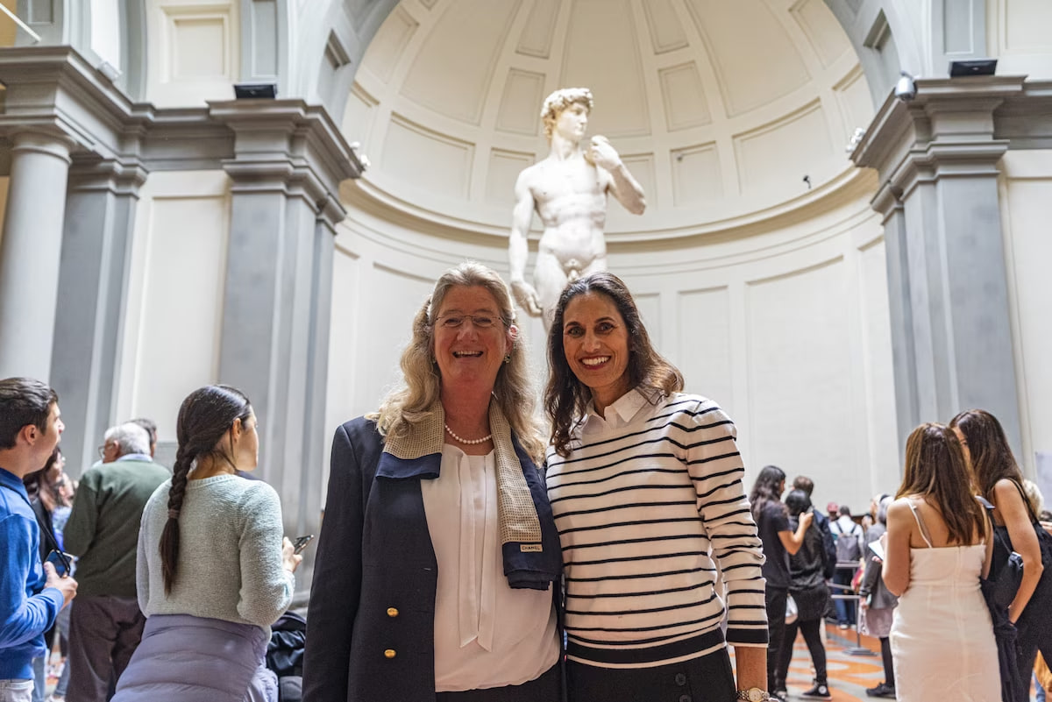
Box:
[676,287,733,411]
[382,115,474,198]
[325,247,362,441]
[791,0,851,67]
[634,292,662,350]
[487,149,534,206]
[735,102,834,199]
[400,0,519,124]
[146,0,240,107]
[357,264,435,412]
[1001,151,1052,477]
[746,258,856,496]
[360,5,418,83]
[858,239,899,492]
[119,171,231,441]
[516,0,560,58]
[90,0,122,69]
[561,0,650,137]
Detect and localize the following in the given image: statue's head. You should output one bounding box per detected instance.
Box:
[540,87,594,141]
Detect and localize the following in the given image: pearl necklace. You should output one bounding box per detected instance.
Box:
[444,423,492,445]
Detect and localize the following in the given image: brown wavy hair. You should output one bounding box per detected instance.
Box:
[372,262,545,462]
[949,409,1026,509]
[897,422,985,546]
[545,272,683,457]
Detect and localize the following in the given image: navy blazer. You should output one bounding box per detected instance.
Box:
[301,417,561,702]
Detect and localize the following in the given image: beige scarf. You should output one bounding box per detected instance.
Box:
[382,400,542,546]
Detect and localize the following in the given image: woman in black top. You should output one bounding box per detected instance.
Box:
[951,409,1052,701]
[749,466,811,701]
[774,490,831,701]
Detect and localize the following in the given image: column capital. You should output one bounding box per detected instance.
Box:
[211,99,362,227]
[851,76,1026,179]
[6,129,76,163]
[0,46,139,158]
[67,157,149,194]
[870,180,903,224]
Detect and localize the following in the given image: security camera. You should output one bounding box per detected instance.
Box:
[894,70,917,102]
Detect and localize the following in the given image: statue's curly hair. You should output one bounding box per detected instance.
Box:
[540,87,594,140]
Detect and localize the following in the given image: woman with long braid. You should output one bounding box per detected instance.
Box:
[114,385,301,701]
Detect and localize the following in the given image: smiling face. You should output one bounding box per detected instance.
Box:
[433,285,515,395]
[562,291,632,412]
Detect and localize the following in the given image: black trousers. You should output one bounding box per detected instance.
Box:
[765,587,788,690]
[566,648,736,702]
[435,663,561,702]
[775,617,827,685]
[880,637,895,687]
[1016,622,1052,703]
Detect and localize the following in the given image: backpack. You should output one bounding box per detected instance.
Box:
[834,521,862,563]
[818,516,837,579]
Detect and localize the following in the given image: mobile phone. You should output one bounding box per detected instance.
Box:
[45,549,73,577]
[292,534,315,555]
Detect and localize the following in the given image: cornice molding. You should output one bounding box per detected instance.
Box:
[850,75,1049,179]
[344,166,879,247]
[0,47,361,228]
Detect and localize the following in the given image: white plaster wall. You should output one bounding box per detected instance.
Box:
[116,171,232,441]
[90,0,122,69]
[999,150,1052,479]
[145,0,241,107]
[324,178,898,512]
[987,0,1052,79]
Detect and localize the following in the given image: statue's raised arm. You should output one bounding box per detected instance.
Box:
[506,88,647,331]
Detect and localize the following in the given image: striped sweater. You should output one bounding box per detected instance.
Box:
[546,388,768,668]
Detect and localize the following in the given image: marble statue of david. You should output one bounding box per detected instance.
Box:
[508,88,647,330]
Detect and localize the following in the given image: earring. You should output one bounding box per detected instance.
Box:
[503,354,512,364]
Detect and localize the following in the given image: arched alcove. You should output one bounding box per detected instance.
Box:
[325,0,902,510]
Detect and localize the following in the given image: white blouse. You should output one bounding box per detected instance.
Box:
[420,445,559,692]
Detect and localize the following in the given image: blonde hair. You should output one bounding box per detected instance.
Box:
[372,262,545,461]
[541,87,593,141]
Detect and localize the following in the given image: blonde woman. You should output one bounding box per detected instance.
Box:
[303,262,562,701]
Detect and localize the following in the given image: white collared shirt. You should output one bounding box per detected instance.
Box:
[421,445,559,692]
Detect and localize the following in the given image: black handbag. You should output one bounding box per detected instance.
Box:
[977,496,1024,609]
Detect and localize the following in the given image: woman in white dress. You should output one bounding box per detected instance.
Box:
[882,423,1000,702]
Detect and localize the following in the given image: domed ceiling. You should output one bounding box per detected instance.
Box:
[340,0,875,240]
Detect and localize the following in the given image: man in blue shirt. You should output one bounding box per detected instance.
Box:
[0,377,78,702]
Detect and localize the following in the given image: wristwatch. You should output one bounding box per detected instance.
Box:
[736,688,771,702]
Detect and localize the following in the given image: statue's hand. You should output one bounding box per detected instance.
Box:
[588,136,622,171]
[510,279,543,317]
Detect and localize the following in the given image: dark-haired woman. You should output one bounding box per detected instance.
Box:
[951,409,1052,700]
[544,272,771,702]
[114,385,301,702]
[774,489,831,701]
[883,423,999,701]
[749,466,811,701]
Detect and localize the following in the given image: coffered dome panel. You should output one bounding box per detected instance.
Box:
[343,0,874,241]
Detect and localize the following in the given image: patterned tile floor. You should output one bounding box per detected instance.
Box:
[779,624,890,702]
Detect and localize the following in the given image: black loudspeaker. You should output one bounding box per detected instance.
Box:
[233,83,278,99]
[949,59,998,77]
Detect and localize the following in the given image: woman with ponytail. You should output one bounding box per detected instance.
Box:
[114,385,301,702]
